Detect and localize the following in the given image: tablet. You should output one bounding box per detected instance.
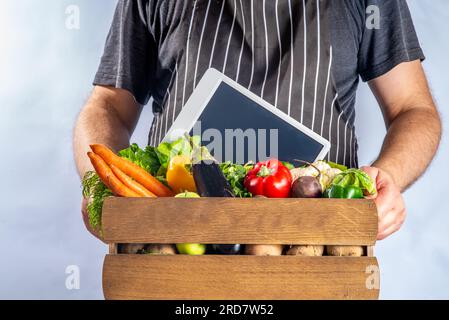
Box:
[164,68,330,164]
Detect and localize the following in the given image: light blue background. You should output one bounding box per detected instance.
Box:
[0,0,447,299]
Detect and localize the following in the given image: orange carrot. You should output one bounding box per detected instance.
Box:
[110,164,156,198]
[90,144,174,197]
[87,152,140,198]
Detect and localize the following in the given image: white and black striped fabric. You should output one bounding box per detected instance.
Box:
[94,0,425,168]
[149,0,352,165]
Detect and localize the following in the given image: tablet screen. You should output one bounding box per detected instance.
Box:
[189,82,325,164]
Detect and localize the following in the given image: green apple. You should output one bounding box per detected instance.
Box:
[175,192,200,198]
[174,192,204,255]
[176,243,206,255]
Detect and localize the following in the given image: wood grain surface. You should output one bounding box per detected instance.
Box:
[103,255,380,300]
[102,197,378,245]
[109,244,117,255]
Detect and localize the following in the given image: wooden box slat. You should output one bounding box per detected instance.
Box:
[103,255,380,300]
[102,198,378,245]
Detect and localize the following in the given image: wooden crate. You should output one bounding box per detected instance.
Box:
[102,197,380,300]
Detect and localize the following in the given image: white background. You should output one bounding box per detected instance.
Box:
[0,0,448,299]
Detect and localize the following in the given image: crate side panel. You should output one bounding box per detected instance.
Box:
[102,255,380,300]
[102,198,377,245]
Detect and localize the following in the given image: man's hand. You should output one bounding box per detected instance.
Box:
[361,166,406,240]
[81,197,105,242]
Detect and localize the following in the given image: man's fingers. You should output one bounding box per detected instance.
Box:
[378,221,399,240]
[360,166,406,240]
[378,216,405,240]
[378,206,404,234]
[378,209,397,234]
[374,169,402,219]
[377,208,406,240]
[376,188,406,235]
[81,197,106,243]
[365,167,406,240]
[375,185,397,219]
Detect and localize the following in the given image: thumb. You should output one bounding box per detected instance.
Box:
[360,166,379,199]
[360,166,379,182]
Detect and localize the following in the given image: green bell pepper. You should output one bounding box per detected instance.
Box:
[323,168,377,199]
[323,184,364,199]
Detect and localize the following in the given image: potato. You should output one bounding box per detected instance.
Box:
[245,244,283,256]
[146,244,176,255]
[118,243,146,254]
[326,245,364,257]
[286,245,324,256]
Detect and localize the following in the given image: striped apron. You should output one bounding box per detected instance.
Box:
[148,0,358,167]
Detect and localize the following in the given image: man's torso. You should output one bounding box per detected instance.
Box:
[94,0,423,167]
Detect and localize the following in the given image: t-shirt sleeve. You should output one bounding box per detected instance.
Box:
[93,0,156,105]
[358,0,425,82]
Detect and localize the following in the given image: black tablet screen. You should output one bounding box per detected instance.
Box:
[190,82,324,164]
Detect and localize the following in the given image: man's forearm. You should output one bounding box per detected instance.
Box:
[73,87,142,239]
[73,95,132,179]
[373,107,441,191]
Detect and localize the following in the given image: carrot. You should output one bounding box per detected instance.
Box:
[87,152,140,198]
[90,144,174,197]
[110,164,156,198]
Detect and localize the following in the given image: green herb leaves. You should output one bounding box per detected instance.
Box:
[219,162,253,198]
[82,171,112,233]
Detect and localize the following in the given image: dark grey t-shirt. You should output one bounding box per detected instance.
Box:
[94,0,424,167]
[330,0,424,114]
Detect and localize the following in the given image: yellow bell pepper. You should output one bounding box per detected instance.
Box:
[166,155,197,194]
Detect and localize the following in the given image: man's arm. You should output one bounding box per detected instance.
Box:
[364,60,442,240]
[73,85,143,238]
[369,60,441,190]
[74,86,143,178]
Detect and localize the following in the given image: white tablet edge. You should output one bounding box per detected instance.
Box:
[163,68,331,162]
